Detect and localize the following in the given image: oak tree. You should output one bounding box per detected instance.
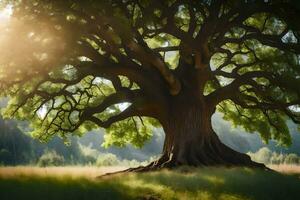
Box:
[1,0,300,170]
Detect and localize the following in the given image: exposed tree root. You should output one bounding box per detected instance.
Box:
[98,150,270,178]
[98,111,271,178]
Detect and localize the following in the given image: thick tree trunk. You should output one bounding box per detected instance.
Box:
[129,92,266,172]
[100,93,266,177]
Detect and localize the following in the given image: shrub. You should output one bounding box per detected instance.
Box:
[78,143,100,164]
[248,147,272,164]
[37,150,65,167]
[284,153,300,164]
[248,147,300,165]
[120,159,140,167]
[96,153,120,166]
[270,152,284,165]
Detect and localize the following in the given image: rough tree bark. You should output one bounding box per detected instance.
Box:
[120,90,266,174]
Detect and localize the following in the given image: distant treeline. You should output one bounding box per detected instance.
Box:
[1,113,300,166]
[0,116,163,166]
[248,147,300,165]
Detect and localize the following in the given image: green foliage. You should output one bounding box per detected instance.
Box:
[248,147,272,164]
[0,0,299,150]
[95,153,119,166]
[248,147,300,165]
[0,0,184,149]
[78,143,98,164]
[211,10,300,146]
[103,117,155,148]
[218,101,291,146]
[0,113,163,166]
[284,153,300,164]
[37,150,65,167]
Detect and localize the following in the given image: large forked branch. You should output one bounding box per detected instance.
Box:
[207,70,290,106]
[218,31,300,54]
[77,4,182,95]
[81,89,140,118]
[75,42,165,96]
[205,1,300,105]
[211,2,299,50]
[207,68,300,123]
[79,89,161,129]
[230,94,300,125]
[33,86,161,135]
[88,105,144,129]
[125,41,181,95]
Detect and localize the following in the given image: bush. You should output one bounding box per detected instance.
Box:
[284,153,299,164]
[78,143,100,164]
[270,152,284,165]
[120,159,140,167]
[248,147,300,165]
[37,150,65,167]
[248,147,272,164]
[96,153,120,166]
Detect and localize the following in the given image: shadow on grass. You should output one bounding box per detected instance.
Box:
[0,167,300,200]
[0,175,154,200]
[129,167,300,200]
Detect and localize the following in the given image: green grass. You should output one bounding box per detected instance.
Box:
[0,167,300,200]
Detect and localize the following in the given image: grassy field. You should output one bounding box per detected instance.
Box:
[0,166,300,200]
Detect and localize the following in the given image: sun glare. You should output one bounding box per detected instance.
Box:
[0,5,12,22]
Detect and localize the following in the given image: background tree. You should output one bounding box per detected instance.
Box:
[1,0,300,170]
